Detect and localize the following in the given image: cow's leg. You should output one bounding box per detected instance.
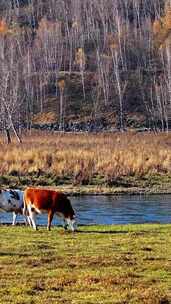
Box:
[24,215,32,227]
[23,214,28,226]
[26,216,32,227]
[47,210,54,231]
[12,212,17,226]
[63,217,68,230]
[22,207,32,227]
[30,212,37,230]
[28,205,37,230]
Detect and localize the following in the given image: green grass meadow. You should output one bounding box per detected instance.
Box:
[0,224,171,304]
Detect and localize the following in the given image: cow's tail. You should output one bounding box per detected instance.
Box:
[22,191,32,227]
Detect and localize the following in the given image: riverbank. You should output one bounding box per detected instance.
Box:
[53,183,171,195]
[0,131,171,195]
[0,224,171,304]
[1,174,171,195]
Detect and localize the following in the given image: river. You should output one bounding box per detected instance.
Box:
[1,194,171,226]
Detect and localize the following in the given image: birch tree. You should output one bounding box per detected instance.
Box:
[0,20,23,143]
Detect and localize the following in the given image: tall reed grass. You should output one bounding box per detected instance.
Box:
[0,131,171,185]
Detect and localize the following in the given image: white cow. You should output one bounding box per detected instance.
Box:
[0,189,31,225]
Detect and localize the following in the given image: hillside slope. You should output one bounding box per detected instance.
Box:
[0,0,170,132]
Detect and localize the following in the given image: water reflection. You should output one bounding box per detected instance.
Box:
[1,194,171,226]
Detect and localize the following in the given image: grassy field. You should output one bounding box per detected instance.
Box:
[0,131,171,193]
[0,224,171,304]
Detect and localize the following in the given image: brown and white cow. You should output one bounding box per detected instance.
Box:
[0,189,31,225]
[23,188,76,231]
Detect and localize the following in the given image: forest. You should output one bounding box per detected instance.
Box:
[0,0,171,142]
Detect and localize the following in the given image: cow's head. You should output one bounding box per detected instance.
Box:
[0,189,3,197]
[0,189,22,209]
[63,198,76,231]
[0,189,5,206]
[0,190,2,203]
[9,190,20,201]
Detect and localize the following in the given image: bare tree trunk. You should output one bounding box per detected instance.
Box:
[5,128,11,144]
[59,88,64,131]
[3,101,22,143]
[10,121,22,143]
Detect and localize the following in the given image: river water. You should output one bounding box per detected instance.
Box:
[0,194,171,226]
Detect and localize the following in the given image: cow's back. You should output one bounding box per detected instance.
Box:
[24,188,75,230]
[13,190,24,209]
[24,188,73,214]
[0,189,24,213]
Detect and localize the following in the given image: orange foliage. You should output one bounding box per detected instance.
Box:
[164,8,171,29]
[107,33,119,51]
[153,6,171,49]
[153,20,162,36]
[72,20,80,29]
[0,19,8,35]
[32,112,57,124]
[107,28,128,54]
[75,48,86,67]
[58,79,65,90]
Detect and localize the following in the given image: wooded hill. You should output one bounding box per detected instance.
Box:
[0,0,171,140]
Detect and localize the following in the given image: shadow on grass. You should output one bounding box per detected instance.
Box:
[76,229,128,234]
[0,223,129,234]
[0,252,29,257]
[0,223,26,226]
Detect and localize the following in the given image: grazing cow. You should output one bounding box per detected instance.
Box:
[0,189,30,225]
[23,188,76,231]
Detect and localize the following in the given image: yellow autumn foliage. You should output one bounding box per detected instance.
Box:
[75,48,86,67]
[153,6,171,49]
[0,19,8,35]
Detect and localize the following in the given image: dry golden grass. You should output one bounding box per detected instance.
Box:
[0,131,171,186]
